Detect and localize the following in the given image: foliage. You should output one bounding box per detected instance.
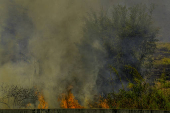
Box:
[80,4,159,86]
[156,42,170,51]
[0,84,38,109]
[154,57,170,66]
[79,4,168,110]
[110,4,159,81]
[104,67,170,110]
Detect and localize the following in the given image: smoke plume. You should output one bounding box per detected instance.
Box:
[0,0,103,108]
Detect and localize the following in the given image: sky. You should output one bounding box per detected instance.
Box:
[100,0,170,42]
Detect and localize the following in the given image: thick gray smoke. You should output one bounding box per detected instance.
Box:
[0,0,102,108]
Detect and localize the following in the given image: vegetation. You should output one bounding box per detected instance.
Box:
[156,42,170,51]
[104,68,170,110]
[80,4,159,86]
[153,57,170,66]
[81,4,170,110]
[87,63,170,110]
[0,84,38,109]
[153,43,170,66]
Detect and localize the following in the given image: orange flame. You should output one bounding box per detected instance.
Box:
[26,103,32,108]
[58,86,84,108]
[88,95,110,108]
[34,85,109,109]
[35,91,48,109]
[99,98,109,108]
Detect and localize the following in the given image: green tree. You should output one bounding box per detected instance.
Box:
[79,4,159,86]
[111,4,159,81]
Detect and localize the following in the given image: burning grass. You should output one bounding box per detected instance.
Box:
[35,91,48,109]
[58,89,84,108]
[57,85,110,109]
[23,73,169,110]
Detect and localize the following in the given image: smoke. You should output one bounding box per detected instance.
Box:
[0,0,35,99]
[0,0,106,108]
[100,0,170,42]
[26,0,102,108]
[0,0,162,109]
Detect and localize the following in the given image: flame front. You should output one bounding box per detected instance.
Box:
[58,86,84,108]
[58,85,109,108]
[99,98,109,108]
[35,91,48,109]
[33,86,109,109]
[59,91,84,108]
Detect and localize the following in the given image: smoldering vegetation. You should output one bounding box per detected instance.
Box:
[0,0,161,109]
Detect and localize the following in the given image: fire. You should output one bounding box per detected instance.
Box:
[26,103,32,108]
[35,91,48,109]
[88,95,110,108]
[99,98,109,108]
[59,93,84,108]
[33,86,109,109]
[58,85,84,108]
[58,85,109,109]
